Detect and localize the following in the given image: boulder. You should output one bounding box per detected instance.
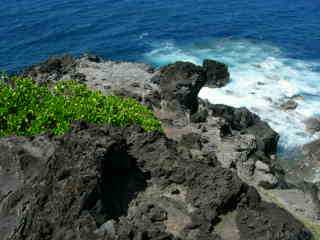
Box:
[303,139,320,163]
[203,59,230,87]
[208,104,279,156]
[245,121,279,156]
[304,117,320,134]
[158,59,230,114]
[280,100,298,111]
[209,104,260,130]
[158,61,205,113]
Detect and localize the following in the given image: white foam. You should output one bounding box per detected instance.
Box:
[145,39,320,151]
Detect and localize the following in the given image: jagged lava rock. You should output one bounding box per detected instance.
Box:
[202,59,230,88]
[158,61,205,113]
[23,55,282,188]
[208,104,279,156]
[158,59,230,114]
[23,54,80,84]
[4,54,314,239]
[0,124,311,240]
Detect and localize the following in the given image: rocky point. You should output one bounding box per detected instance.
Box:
[0,54,318,239]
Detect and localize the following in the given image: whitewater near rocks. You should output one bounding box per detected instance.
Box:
[0,54,319,239]
[146,39,320,152]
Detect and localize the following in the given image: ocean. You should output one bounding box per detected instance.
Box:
[1,0,320,179]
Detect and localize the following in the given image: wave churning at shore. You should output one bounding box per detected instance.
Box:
[145,39,320,152]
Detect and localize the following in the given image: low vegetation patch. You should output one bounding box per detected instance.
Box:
[0,77,162,136]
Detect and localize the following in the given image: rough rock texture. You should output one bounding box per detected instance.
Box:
[157,60,229,114]
[158,61,205,113]
[280,99,298,111]
[0,124,311,240]
[22,55,283,189]
[304,117,320,134]
[23,54,158,105]
[303,139,320,167]
[263,188,320,224]
[2,54,313,239]
[207,104,279,156]
[202,59,230,88]
[23,54,79,84]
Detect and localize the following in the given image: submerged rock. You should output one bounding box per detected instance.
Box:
[304,117,320,134]
[280,99,298,111]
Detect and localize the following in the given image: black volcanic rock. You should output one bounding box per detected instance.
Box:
[23,54,77,84]
[304,117,320,134]
[0,55,314,239]
[203,59,230,88]
[245,121,279,156]
[209,104,260,130]
[158,61,205,114]
[158,59,230,114]
[208,104,279,156]
[0,123,311,240]
[190,108,209,123]
[237,188,312,240]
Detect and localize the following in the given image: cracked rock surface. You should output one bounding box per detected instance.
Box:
[0,54,314,239]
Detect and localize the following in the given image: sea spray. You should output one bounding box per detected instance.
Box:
[145,38,320,181]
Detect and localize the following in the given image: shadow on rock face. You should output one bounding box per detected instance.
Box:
[81,142,149,225]
[1,56,314,240]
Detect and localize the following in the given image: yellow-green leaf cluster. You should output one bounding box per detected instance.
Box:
[0,77,162,136]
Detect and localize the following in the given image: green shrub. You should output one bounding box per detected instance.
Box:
[0,77,162,136]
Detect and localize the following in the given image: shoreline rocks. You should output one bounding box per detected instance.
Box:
[0,54,317,239]
[280,99,298,111]
[0,123,312,240]
[303,139,320,165]
[304,117,320,134]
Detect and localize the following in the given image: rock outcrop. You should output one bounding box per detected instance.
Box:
[0,54,313,239]
[202,59,230,88]
[156,60,229,114]
[280,100,298,111]
[0,123,311,240]
[304,117,320,134]
[303,139,320,165]
[158,61,205,113]
[22,55,284,188]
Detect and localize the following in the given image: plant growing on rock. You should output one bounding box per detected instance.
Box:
[0,77,162,136]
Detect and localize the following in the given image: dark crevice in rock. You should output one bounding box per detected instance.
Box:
[0,56,315,240]
[82,142,149,226]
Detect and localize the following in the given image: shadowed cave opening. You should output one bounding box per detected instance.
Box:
[82,142,149,225]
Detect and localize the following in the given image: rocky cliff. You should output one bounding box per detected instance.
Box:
[0,54,317,240]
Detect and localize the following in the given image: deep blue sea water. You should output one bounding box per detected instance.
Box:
[1,0,320,179]
[1,0,319,71]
